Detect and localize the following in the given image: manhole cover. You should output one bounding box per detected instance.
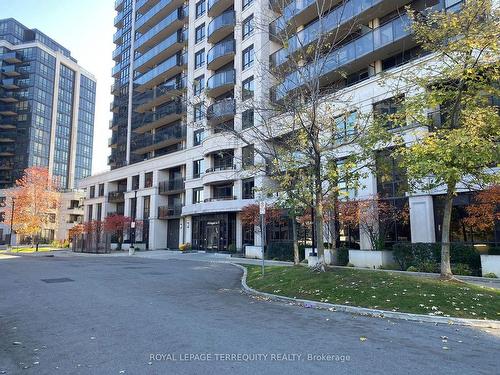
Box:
[41,278,74,283]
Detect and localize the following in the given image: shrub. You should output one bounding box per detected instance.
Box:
[406,266,418,272]
[417,260,439,273]
[483,272,498,278]
[452,263,472,276]
[227,243,237,253]
[179,243,191,251]
[488,247,500,255]
[392,243,413,270]
[337,246,349,266]
[266,241,305,262]
[50,239,70,248]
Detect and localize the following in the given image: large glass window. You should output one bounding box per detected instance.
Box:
[213,183,233,199]
[242,76,254,100]
[373,95,405,129]
[194,75,204,96]
[242,0,253,10]
[193,129,204,146]
[193,187,204,203]
[195,0,206,18]
[242,178,254,199]
[242,144,254,168]
[193,159,205,178]
[195,49,205,69]
[195,24,205,43]
[242,45,254,70]
[194,103,203,122]
[143,196,150,219]
[334,111,357,142]
[242,109,254,129]
[242,15,254,39]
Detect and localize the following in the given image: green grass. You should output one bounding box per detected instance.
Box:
[6,247,61,253]
[244,265,500,320]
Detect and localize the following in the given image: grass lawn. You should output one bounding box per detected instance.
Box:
[5,247,62,253]
[244,265,500,320]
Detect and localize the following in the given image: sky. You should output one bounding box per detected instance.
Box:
[1,0,115,174]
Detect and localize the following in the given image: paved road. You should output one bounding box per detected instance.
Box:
[0,255,498,375]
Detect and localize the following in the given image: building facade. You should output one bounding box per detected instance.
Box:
[0,18,96,189]
[80,0,499,251]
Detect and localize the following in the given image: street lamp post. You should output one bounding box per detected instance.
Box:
[9,197,15,248]
[130,190,137,253]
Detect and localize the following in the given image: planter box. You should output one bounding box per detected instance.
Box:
[348,249,396,269]
[481,254,500,277]
[324,249,339,265]
[245,245,263,259]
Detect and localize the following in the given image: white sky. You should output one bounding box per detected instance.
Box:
[1,0,115,174]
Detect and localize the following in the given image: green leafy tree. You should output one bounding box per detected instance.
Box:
[390,0,500,278]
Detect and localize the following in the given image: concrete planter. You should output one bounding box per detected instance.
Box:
[481,255,500,277]
[348,249,396,269]
[245,245,263,259]
[305,248,324,267]
[128,246,135,256]
[111,243,146,251]
[324,249,339,265]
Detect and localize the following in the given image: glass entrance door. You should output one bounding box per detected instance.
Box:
[205,221,220,250]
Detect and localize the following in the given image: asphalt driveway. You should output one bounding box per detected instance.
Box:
[0,254,498,374]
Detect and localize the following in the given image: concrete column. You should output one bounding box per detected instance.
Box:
[409,195,436,243]
[236,214,243,250]
[48,55,61,178]
[149,218,167,249]
[67,70,81,189]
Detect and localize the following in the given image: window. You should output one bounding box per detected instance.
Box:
[143,196,150,219]
[132,175,139,190]
[193,159,205,178]
[242,76,254,100]
[144,172,153,188]
[373,96,405,129]
[242,0,253,10]
[193,129,204,146]
[242,144,254,168]
[242,109,254,129]
[87,205,93,222]
[242,15,254,39]
[89,186,95,199]
[194,75,204,96]
[98,183,104,197]
[96,203,102,221]
[195,0,206,18]
[213,183,233,199]
[193,187,204,203]
[195,24,205,43]
[194,103,203,122]
[334,112,357,142]
[195,49,205,69]
[213,150,234,170]
[242,178,254,199]
[242,45,254,70]
[375,149,407,198]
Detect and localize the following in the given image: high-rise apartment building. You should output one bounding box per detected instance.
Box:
[0,18,96,189]
[81,0,498,251]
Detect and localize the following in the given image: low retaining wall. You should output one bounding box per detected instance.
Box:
[245,246,263,259]
[481,255,500,277]
[348,250,396,269]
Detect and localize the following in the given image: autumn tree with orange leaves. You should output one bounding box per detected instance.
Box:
[464,185,500,233]
[4,167,60,250]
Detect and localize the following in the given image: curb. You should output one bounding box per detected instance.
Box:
[231,263,500,330]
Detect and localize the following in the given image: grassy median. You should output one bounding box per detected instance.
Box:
[244,265,500,320]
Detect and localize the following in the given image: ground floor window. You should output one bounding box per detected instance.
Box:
[191,213,236,251]
[242,223,254,246]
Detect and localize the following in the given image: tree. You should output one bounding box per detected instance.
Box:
[103,214,132,250]
[189,1,391,267]
[388,0,500,278]
[68,223,85,240]
[4,167,60,251]
[463,185,500,232]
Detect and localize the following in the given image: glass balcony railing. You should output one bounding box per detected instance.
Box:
[113,27,124,44]
[114,11,125,27]
[0,51,22,63]
[111,63,122,77]
[158,205,183,218]
[132,102,185,130]
[0,132,17,140]
[132,123,186,148]
[271,0,384,67]
[115,0,124,10]
[207,39,235,66]
[207,11,235,39]
[1,65,21,76]
[274,14,411,100]
[134,75,186,107]
[135,0,177,31]
[0,104,18,114]
[159,178,185,194]
[134,53,186,86]
[207,69,236,91]
[134,7,186,50]
[206,98,236,121]
[134,29,187,69]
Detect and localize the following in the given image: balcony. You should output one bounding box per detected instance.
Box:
[0,146,15,156]
[114,10,125,27]
[0,132,16,142]
[0,161,14,170]
[271,0,388,68]
[0,78,23,90]
[1,65,21,77]
[134,7,187,53]
[206,98,235,125]
[273,14,412,101]
[136,0,160,14]
[0,104,17,116]
[0,52,22,64]
[207,39,235,71]
[134,53,186,92]
[133,75,186,113]
[131,123,186,154]
[108,191,125,203]
[159,178,185,194]
[115,0,124,11]
[204,196,237,202]
[206,69,235,98]
[0,117,16,129]
[113,27,124,44]
[207,11,235,44]
[158,205,183,219]
[111,82,119,95]
[208,0,233,18]
[134,29,187,74]
[203,164,237,185]
[135,0,185,33]
[0,90,20,103]
[132,101,185,133]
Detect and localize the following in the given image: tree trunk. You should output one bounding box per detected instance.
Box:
[291,214,300,265]
[315,195,325,260]
[440,187,454,279]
